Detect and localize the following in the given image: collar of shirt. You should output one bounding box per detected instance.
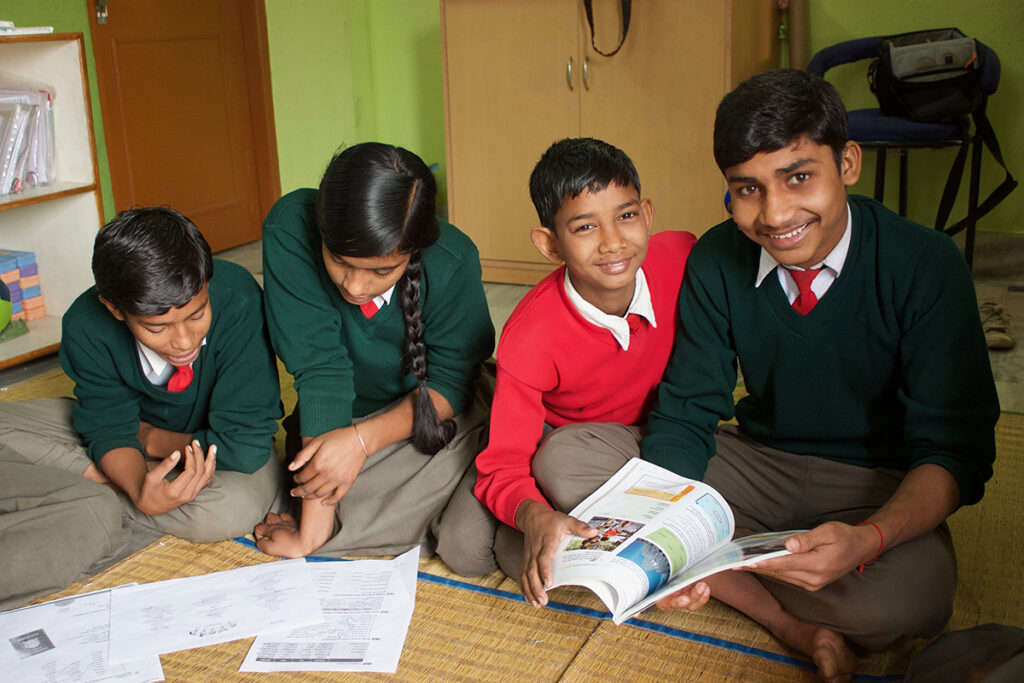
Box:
[374,284,396,309]
[754,203,853,304]
[563,266,656,351]
[137,337,208,386]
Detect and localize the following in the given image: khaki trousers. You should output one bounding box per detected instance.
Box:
[705,425,957,650]
[0,398,284,543]
[435,422,642,578]
[286,373,495,558]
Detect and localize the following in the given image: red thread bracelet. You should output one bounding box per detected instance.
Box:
[856,521,884,573]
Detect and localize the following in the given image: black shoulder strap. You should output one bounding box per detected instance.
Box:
[583,0,632,57]
[935,98,1017,235]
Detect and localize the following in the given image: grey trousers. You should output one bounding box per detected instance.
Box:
[705,425,958,651]
[292,373,495,558]
[0,450,129,610]
[435,422,642,578]
[0,398,284,543]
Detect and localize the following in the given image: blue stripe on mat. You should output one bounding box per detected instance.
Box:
[232,538,901,682]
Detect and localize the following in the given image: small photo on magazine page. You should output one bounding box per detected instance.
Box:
[566,516,644,552]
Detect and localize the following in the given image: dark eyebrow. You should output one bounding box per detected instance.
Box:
[776,158,816,175]
[726,158,817,185]
[565,199,639,224]
[335,254,399,272]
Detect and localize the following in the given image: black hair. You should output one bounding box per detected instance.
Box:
[713,68,849,172]
[92,206,213,317]
[315,142,455,455]
[528,137,641,229]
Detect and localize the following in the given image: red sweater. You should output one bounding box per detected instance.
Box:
[474,230,696,527]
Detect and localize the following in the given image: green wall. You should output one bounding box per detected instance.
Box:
[808,0,1024,233]
[5,1,1019,234]
[0,0,116,220]
[264,0,447,206]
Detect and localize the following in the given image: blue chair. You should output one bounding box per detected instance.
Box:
[808,36,1012,268]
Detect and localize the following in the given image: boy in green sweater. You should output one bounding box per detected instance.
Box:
[2,208,282,561]
[643,70,998,682]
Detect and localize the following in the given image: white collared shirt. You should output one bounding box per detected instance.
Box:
[137,337,208,386]
[755,204,853,303]
[563,267,656,351]
[370,284,396,311]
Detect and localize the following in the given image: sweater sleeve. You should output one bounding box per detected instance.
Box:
[60,326,146,466]
[262,195,356,437]
[421,240,495,417]
[190,273,282,474]
[473,361,552,528]
[642,239,738,479]
[896,234,998,506]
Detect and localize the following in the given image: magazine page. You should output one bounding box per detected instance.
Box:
[614,529,804,624]
[549,459,735,617]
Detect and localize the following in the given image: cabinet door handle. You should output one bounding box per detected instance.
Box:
[566,56,574,91]
[96,0,108,24]
[583,57,590,91]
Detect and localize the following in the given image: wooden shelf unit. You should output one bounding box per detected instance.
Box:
[0,33,103,368]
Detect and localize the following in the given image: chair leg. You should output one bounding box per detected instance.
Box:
[874,148,886,202]
[898,148,909,217]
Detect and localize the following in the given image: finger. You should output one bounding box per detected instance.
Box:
[200,444,217,482]
[520,561,544,607]
[536,541,559,593]
[290,441,318,471]
[568,517,599,538]
[291,473,332,499]
[182,441,200,479]
[322,480,353,506]
[149,450,180,480]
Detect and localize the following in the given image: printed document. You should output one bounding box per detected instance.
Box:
[108,559,321,662]
[0,586,163,683]
[241,546,420,673]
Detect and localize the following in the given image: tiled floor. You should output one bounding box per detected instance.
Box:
[3,238,1023,414]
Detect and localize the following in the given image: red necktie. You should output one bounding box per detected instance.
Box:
[166,364,194,392]
[360,300,379,318]
[790,268,821,315]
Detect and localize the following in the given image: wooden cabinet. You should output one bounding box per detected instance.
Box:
[441,0,777,284]
[0,34,103,367]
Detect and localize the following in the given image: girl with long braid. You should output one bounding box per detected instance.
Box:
[256,142,494,558]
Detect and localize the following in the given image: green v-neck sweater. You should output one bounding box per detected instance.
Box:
[59,260,282,473]
[643,195,998,506]
[261,189,495,438]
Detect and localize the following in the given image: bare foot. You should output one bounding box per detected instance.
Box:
[809,627,857,683]
[254,512,313,558]
[768,616,856,683]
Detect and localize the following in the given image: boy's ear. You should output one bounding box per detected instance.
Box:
[97,295,126,321]
[641,198,654,233]
[530,226,564,265]
[840,141,862,187]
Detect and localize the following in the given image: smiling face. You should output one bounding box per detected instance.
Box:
[102,284,211,367]
[725,136,861,269]
[531,182,653,317]
[321,244,411,306]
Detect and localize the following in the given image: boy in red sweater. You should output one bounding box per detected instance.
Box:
[436,137,702,609]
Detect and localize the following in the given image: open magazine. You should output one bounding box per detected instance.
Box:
[549,458,805,624]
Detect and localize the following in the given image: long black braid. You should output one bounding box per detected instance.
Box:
[398,252,457,454]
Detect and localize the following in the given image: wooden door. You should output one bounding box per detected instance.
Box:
[580,0,777,237]
[442,0,580,283]
[89,0,278,252]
